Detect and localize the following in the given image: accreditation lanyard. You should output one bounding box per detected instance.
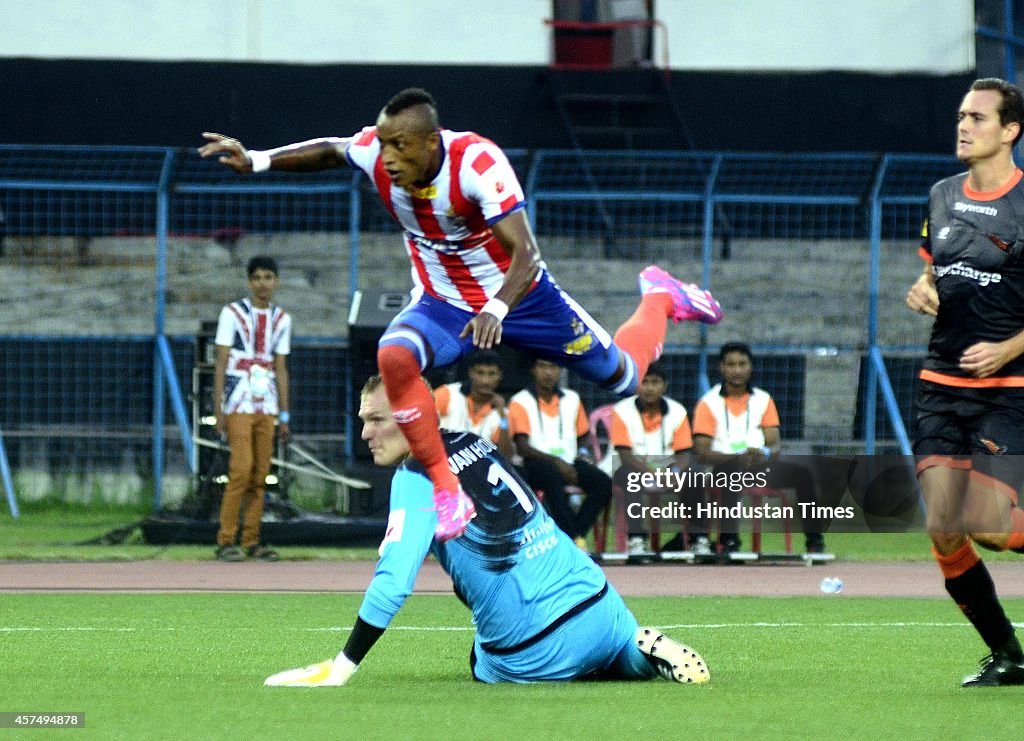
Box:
[539,399,566,457]
[640,410,669,454]
[723,394,752,453]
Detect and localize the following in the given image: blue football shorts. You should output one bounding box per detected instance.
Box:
[379,272,636,393]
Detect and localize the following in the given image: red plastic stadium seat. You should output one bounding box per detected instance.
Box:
[587,405,617,553]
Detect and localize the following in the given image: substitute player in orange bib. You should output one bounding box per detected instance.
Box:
[906,77,1024,687]
[199,88,721,543]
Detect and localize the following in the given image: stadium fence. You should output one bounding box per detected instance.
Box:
[0,145,963,512]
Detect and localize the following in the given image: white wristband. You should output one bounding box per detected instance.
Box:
[248,150,271,173]
[480,298,509,322]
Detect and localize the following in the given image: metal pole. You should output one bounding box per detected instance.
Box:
[345,175,361,463]
[1006,0,1017,84]
[863,155,889,455]
[151,148,175,510]
[0,424,18,518]
[697,154,723,395]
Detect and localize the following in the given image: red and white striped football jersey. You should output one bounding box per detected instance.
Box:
[346,127,545,313]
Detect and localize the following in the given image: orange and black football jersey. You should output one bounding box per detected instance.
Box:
[918,169,1024,386]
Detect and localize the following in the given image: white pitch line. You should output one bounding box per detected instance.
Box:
[4,621,1016,633]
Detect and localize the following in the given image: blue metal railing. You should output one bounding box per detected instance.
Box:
[0,144,967,510]
[0,423,17,517]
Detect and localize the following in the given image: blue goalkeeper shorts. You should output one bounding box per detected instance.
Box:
[469,583,657,683]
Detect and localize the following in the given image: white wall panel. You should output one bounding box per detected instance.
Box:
[658,0,974,72]
[0,0,974,71]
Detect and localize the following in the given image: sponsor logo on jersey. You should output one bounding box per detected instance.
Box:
[954,202,998,216]
[986,234,1011,251]
[379,508,406,555]
[933,261,1002,286]
[979,437,1007,455]
[563,332,595,356]
[937,226,950,240]
[520,517,559,560]
[408,233,465,255]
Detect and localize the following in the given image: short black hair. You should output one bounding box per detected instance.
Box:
[247,256,278,277]
[467,349,502,369]
[970,77,1024,146]
[643,361,667,382]
[384,88,440,131]
[718,342,753,364]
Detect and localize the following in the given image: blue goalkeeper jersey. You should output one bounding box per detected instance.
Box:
[358,430,607,650]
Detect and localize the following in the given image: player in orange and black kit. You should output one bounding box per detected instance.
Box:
[907,77,1024,687]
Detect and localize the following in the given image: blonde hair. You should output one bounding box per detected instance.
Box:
[360,374,432,397]
[361,374,385,396]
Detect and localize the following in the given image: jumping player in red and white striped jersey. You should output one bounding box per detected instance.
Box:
[199,88,721,542]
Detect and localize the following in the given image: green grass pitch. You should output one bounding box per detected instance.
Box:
[1,592,1022,740]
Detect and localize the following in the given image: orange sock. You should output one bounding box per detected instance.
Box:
[1006,508,1024,551]
[933,540,980,579]
[377,344,458,494]
[613,293,672,380]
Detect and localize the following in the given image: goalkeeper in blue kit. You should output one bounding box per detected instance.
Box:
[264,375,709,686]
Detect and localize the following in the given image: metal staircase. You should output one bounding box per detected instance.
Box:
[553,88,692,149]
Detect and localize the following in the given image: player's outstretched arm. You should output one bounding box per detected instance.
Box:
[198,132,350,174]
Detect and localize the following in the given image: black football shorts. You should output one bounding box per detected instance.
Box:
[914,380,1024,497]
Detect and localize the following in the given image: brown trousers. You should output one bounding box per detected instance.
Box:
[217,413,276,548]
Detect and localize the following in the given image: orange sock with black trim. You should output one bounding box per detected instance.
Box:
[377,344,458,494]
[613,294,672,380]
[933,540,980,579]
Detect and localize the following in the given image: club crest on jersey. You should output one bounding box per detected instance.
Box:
[444,206,466,230]
[411,185,438,200]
